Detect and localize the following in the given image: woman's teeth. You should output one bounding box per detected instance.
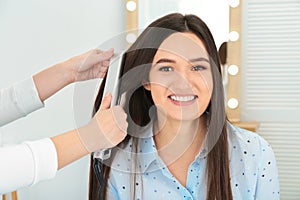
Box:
[169,95,196,102]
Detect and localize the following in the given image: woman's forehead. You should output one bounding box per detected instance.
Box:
[155,32,209,61]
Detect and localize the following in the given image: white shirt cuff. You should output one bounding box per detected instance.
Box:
[23,138,58,185]
[0,138,58,193]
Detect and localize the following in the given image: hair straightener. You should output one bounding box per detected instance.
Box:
[93,51,125,160]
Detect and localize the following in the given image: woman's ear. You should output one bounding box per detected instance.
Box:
[142,80,151,91]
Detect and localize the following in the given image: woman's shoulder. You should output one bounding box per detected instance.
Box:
[227,122,276,170]
[227,122,271,151]
[227,123,279,198]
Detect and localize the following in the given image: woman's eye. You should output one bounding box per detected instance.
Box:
[159,66,173,72]
[192,65,207,71]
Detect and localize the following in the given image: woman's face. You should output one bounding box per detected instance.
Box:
[144,32,213,121]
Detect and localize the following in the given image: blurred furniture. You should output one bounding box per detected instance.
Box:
[2,191,18,200]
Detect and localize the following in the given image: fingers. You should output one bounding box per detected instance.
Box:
[99,93,112,110]
[93,60,110,78]
[94,48,114,62]
[77,86,128,152]
[111,106,128,134]
[77,105,128,152]
[101,60,111,67]
[107,106,128,147]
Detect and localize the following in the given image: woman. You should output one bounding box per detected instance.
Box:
[89,13,279,200]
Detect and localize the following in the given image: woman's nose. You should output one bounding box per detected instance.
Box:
[169,71,194,93]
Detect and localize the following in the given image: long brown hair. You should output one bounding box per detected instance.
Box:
[89,13,232,200]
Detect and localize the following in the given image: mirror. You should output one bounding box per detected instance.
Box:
[137,0,229,48]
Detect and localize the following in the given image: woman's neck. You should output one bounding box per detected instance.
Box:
[153,115,207,165]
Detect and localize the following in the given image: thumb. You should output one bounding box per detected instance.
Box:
[99,93,112,110]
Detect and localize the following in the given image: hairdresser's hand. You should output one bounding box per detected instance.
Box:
[33,48,114,102]
[77,93,128,152]
[65,48,114,82]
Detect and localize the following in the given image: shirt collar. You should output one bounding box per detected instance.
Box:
[136,122,208,173]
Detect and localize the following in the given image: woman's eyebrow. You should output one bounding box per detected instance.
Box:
[155,58,176,64]
[155,57,210,64]
[189,57,210,63]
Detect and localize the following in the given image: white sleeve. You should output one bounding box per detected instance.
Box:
[0,77,44,126]
[0,138,58,194]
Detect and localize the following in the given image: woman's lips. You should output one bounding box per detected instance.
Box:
[168,95,198,106]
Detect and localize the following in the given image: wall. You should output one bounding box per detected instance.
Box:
[241,1,300,198]
[0,0,126,199]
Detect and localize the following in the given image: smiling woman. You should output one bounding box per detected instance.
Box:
[89,13,280,200]
[145,32,213,121]
[124,1,300,199]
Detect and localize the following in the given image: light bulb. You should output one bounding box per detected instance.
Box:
[126,33,137,44]
[229,31,239,42]
[228,0,240,8]
[228,98,239,109]
[228,65,239,75]
[126,1,136,12]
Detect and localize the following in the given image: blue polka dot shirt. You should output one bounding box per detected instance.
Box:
[106,123,280,200]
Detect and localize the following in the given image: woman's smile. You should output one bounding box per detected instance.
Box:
[144,32,213,121]
[168,94,198,106]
